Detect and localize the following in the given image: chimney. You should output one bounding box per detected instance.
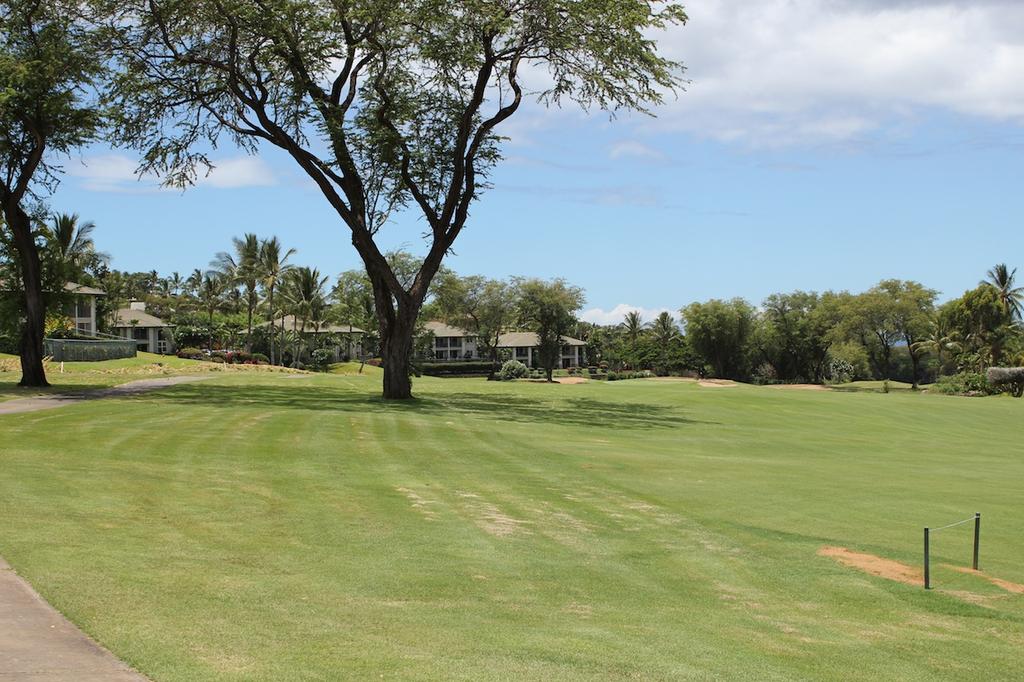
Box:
[129,300,147,312]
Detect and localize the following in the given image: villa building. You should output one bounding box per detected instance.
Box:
[423,321,587,368]
[112,301,176,354]
[63,282,106,335]
[261,316,366,361]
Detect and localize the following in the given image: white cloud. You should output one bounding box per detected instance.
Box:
[580,304,673,326]
[202,157,276,188]
[609,141,667,161]
[67,154,276,192]
[645,0,1024,145]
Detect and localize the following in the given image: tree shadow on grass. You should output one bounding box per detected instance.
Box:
[0,381,115,401]
[135,382,709,430]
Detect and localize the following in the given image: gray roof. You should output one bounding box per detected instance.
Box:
[424,321,473,338]
[64,282,106,296]
[497,331,586,348]
[112,308,174,329]
[261,315,365,334]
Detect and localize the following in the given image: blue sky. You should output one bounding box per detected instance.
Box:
[53,0,1024,324]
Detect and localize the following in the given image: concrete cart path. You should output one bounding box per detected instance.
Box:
[0,557,147,681]
[0,376,211,415]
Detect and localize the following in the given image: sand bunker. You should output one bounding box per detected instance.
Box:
[554,377,588,384]
[766,384,830,391]
[698,379,736,388]
[948,566,1024,594]
[818,546,922,586]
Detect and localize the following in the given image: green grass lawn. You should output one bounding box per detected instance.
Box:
[0,352,297,401]
[0,374,1021,680]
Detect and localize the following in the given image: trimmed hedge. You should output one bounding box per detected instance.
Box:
[420,361,497,377]
[986,367,1024,397]
[44,338,137,362]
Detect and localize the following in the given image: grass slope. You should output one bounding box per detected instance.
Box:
[0,376,1021,680]
[0,352,298,401]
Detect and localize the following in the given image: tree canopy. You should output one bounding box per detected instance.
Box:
[101,0,687,397]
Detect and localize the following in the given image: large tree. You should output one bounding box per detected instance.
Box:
[876,279,936,389]
[0,0,103,386]
[104,0,686,398]
[433,272,516,372]
[681,298,755,380]
[517,278,584,382]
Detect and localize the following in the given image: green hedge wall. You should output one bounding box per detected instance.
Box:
[44,338,138,362]
[419,361,497,377]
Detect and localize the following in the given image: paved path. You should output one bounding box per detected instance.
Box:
[0,376,210,415]
[0,557,147,681]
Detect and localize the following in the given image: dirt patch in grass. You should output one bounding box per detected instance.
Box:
[818,546,922,586]
[766,384,830,391]
[698,379,736,388]
[947,565,1024,594]
[554,377,588,384]
[395,486,437,520]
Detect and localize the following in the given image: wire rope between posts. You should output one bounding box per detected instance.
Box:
[930,517,974,532]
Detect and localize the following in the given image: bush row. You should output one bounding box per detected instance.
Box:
[176,348,270,365]
[420,361,498,376]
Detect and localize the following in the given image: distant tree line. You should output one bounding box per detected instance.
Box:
[571,268,1023,390]
[6,209,1022,394]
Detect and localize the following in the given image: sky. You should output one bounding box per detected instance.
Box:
[53,0,1024,325]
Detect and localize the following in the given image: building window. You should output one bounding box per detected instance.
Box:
[515,347,529,358]
[436,337,449,349]
[76,322,92,335]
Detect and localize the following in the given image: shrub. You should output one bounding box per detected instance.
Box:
[607,371,620,381]
[251,352,269,364]
[751,362,778,385]
[826,358,855,384]
[209,355,226,363]
[986,367,1024,397]
[497,360,528,381]
[176,347,204,360]
[932,372,991,396]
[421,361,497,377]
[310,348,334,371]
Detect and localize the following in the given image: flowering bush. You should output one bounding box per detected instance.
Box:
[497,359,528,380]
[986,367,1024,397]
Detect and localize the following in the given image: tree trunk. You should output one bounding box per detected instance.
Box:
[379,307,415,399]
[246,290,254,352]
[268,288,276,365]
[371,294,416,399]
[6,205,49,387]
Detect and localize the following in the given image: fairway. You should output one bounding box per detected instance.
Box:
[0,373,1022,680]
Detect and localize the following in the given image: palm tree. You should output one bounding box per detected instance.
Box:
[649,311,679,375]
[621,310,645,368]
[651,311,678,345]
[622,310,645,344]
[283,266,328,365]
[258,237,296,365]
[168,271,184,297]
[910,319,960,379]
[214,233,262,349]
[982,264,1024,320]
[197,273,226,350]
[185,268,204,298]
[42,213,108,277]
